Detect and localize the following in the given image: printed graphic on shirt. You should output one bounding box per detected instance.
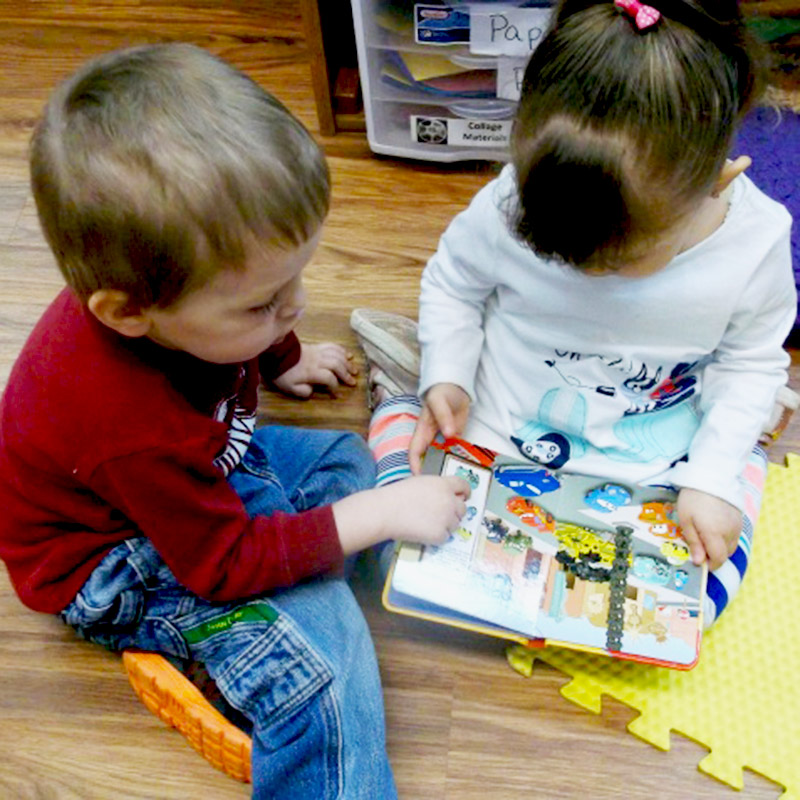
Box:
[212,395,257,477]
[511,432,571,468]
[544,351,699,415]
[512,351,701,470]
[623,362,698,415]
[544,353,616,397]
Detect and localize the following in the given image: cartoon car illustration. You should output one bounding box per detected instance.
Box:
[433,438,496,467]
[493,464,560,497]
[555,523,622,568]
[503,532,534,553]
[505,496,556,533]
[584,483,632,513]
[632,555,671,586]
[454,465,481,490]
[660,540,690,565]
[483,516,510,543]
[639,501,681,539]
[453,526,472,541]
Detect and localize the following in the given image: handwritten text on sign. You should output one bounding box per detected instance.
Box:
[470,5,553,58]
[496,56,529,101]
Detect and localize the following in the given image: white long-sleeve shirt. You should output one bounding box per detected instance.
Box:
[419,165,796,509]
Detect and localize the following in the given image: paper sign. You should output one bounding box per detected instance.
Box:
[470,5,553,57]
[496,56,528,101]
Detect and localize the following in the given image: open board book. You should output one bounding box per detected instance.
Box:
[383,438,708,669]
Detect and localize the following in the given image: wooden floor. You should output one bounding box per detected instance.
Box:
[0,3,796,798]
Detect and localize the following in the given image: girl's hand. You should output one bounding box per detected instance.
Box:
[272,342,358,398]
[677,487,742,570]
[332,475,472,554]
[409,383,471,474]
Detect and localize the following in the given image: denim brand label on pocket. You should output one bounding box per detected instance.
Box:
[182,601,279,644]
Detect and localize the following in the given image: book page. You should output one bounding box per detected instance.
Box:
[489,462,705,666]
[391,450,547,637]
[388,440,706,667]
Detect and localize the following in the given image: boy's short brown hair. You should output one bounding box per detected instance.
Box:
[31,43,330,309]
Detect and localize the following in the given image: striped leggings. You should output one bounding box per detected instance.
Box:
[368,395,767,629]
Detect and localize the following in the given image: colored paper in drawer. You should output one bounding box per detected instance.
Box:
[400,51,472,81]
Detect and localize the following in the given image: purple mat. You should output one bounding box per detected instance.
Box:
[734,107,800,335]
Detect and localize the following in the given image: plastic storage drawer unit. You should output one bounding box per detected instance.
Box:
[351,1,553,161]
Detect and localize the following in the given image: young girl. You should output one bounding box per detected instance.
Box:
[354,0,797,627]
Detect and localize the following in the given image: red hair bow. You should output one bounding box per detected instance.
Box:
[614,0,661,30]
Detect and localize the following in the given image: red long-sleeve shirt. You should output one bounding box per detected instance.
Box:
[0,288,344,613]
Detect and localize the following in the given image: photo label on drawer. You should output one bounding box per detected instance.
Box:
[410,116,512,148]
[470,6,553,58]
[414,5,471,45]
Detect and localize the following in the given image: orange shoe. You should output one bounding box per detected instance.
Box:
[122,650,252,782]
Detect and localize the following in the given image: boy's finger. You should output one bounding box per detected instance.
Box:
[317,369,340,392]
[313,368,351,396]
[327,345,355,370]
[331,362,357,384]
[316,341,344,355]
[446,476,472,499]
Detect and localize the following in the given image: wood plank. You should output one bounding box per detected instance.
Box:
[0,2,793,798]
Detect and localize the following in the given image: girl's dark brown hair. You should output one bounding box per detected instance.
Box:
[510,0,763,267]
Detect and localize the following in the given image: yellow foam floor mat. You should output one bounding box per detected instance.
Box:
[508,454,800,798]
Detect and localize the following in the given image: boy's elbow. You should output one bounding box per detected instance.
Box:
[180,570,251,604]
[176,561,290,604]
[168,560,235,603]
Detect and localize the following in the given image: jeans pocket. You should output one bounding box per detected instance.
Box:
[184,605,334,732]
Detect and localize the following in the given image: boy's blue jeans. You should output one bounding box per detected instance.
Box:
[59,426,397,800]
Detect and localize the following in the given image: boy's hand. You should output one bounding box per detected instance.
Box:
[409,383,471,474]
[332,475,471,554]
[272,342,358,398]
[677,487,742,571]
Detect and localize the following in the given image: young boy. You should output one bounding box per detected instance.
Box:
[0,44,469,799]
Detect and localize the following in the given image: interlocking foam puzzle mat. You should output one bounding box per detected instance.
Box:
[508,454,800,797]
